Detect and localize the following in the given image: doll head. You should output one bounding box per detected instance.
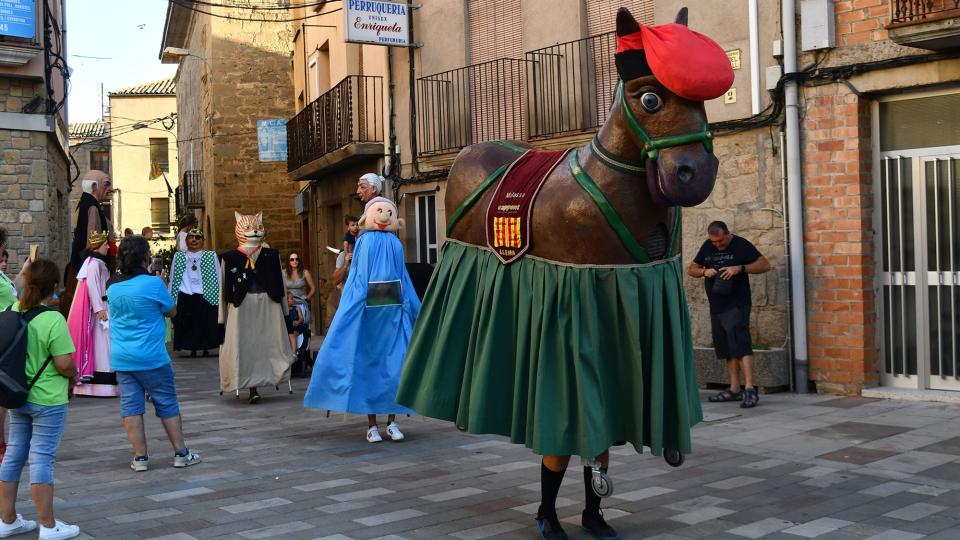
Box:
[234,211,265,247]
[359,197,404,232]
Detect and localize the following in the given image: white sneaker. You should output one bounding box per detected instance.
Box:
[173,451,202,468]
[38,520,79,540]
[366,425,382,443]
[130,457,148,472]
[0,514,37,537]
[386,421,405,441]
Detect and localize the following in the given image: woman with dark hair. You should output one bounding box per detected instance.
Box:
[282,251,315,303]
[108,236,201,472]
[176,215,199,253]
[0,258,81,539]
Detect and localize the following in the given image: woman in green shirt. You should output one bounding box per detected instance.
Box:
[0,259,81,540]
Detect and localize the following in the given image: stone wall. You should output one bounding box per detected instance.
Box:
[682,127,789,351]
[0,78,44,114]
[0,128,69,274]
[198,16,298,255]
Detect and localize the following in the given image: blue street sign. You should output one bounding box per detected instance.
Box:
[257,119,288,162]
[0,0,36,40]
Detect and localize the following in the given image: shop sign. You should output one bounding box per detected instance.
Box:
[257,119,288,162]
[344,0,410,47]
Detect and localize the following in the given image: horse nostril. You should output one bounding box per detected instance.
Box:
[677,165,694,184]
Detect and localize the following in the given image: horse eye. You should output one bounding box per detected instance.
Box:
[639,92,663,113]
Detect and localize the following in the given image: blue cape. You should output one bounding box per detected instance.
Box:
[304,231,420,414]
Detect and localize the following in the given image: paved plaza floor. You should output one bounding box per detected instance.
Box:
[27,353,960,539]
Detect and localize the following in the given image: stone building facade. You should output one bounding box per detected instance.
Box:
[107,78,178,242]
[67,121,110,224]
[160,3,298,255]
[0,0,70,274]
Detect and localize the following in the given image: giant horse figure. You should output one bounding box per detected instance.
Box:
[398,7,733,540]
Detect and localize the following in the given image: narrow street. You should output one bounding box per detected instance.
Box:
[37,353,960,539]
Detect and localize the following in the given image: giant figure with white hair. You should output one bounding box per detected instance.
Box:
[63,170,113,315]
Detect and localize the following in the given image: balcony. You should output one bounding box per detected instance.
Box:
[178,170,204,212]
[286,75,384,180]
[417,58,528,156]
[526,33,618,139]
[416,33,619,157]
[887,0,960,50]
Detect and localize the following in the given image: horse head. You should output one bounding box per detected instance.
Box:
[614,7,731,207]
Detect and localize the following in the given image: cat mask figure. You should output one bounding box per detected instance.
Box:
[234,211,265,248]
[359,197,404,232]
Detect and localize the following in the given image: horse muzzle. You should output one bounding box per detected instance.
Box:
[647,149,718,207]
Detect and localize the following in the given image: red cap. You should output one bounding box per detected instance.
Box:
[615,23,734,102]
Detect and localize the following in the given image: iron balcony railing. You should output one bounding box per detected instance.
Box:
[417,58,528,155]
[890,0,960,25]
[525,32,618,139]
[415,33,621,155]
[183,170,204,208]
[286,75,384,173]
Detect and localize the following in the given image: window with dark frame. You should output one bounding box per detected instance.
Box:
[89,150,109,173]
[149,138,170,173]
[150,197,172,233]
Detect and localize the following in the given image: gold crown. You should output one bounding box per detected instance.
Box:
[87,230,109,248]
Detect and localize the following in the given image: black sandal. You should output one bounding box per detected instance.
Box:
[740,387,759,408]
[708,389,743,402]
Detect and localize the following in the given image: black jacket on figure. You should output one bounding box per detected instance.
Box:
[221,248,284,307]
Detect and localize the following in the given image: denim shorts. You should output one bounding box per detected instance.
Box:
[117,363,181,419]
[0,402,68,485]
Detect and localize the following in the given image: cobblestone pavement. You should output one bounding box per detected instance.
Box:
[23,353,960,539]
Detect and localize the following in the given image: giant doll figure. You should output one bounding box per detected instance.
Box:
[67,230,118,397]
[219,211,293,404]
[305,197,420,443]
[397,8,733,540]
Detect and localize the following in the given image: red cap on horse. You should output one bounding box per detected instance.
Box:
[615,17,734,102]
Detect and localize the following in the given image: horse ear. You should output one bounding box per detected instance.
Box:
[675,7,689,26]
[616,7,640,36]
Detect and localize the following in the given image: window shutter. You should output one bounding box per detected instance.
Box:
[586,0,654,37]
[468,0,523,65]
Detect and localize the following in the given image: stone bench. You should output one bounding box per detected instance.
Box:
[694,347,790,393]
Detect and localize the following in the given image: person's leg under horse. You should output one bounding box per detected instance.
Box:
[581,449,617,539]
[538,455,570,539]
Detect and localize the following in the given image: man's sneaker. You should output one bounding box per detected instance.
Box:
[173,451,202,468]
[386,421,405,441]
[38,520,79,540]
[535,512,568,540]
[366,425,382,443]
[0,514,37,537]
[582,509,618,540]
[130,457,148,472]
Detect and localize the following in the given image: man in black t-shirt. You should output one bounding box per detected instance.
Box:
[689,221,771,408]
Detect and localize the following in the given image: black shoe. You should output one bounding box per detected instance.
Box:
[189,350,197,358]
[248,390,261,404]
[582,509,618,540]
[535,511,568,540]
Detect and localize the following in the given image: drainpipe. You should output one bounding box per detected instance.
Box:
[748,0,761,115]
[782,0,810,392]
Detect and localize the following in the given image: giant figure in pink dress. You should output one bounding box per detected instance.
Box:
[67,230,119,397]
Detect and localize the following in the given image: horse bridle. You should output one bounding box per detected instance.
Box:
[590,81,714,173]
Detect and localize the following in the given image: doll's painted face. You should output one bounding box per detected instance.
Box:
[361,200,403,232]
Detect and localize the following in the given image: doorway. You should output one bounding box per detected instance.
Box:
[876,91,960,390]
